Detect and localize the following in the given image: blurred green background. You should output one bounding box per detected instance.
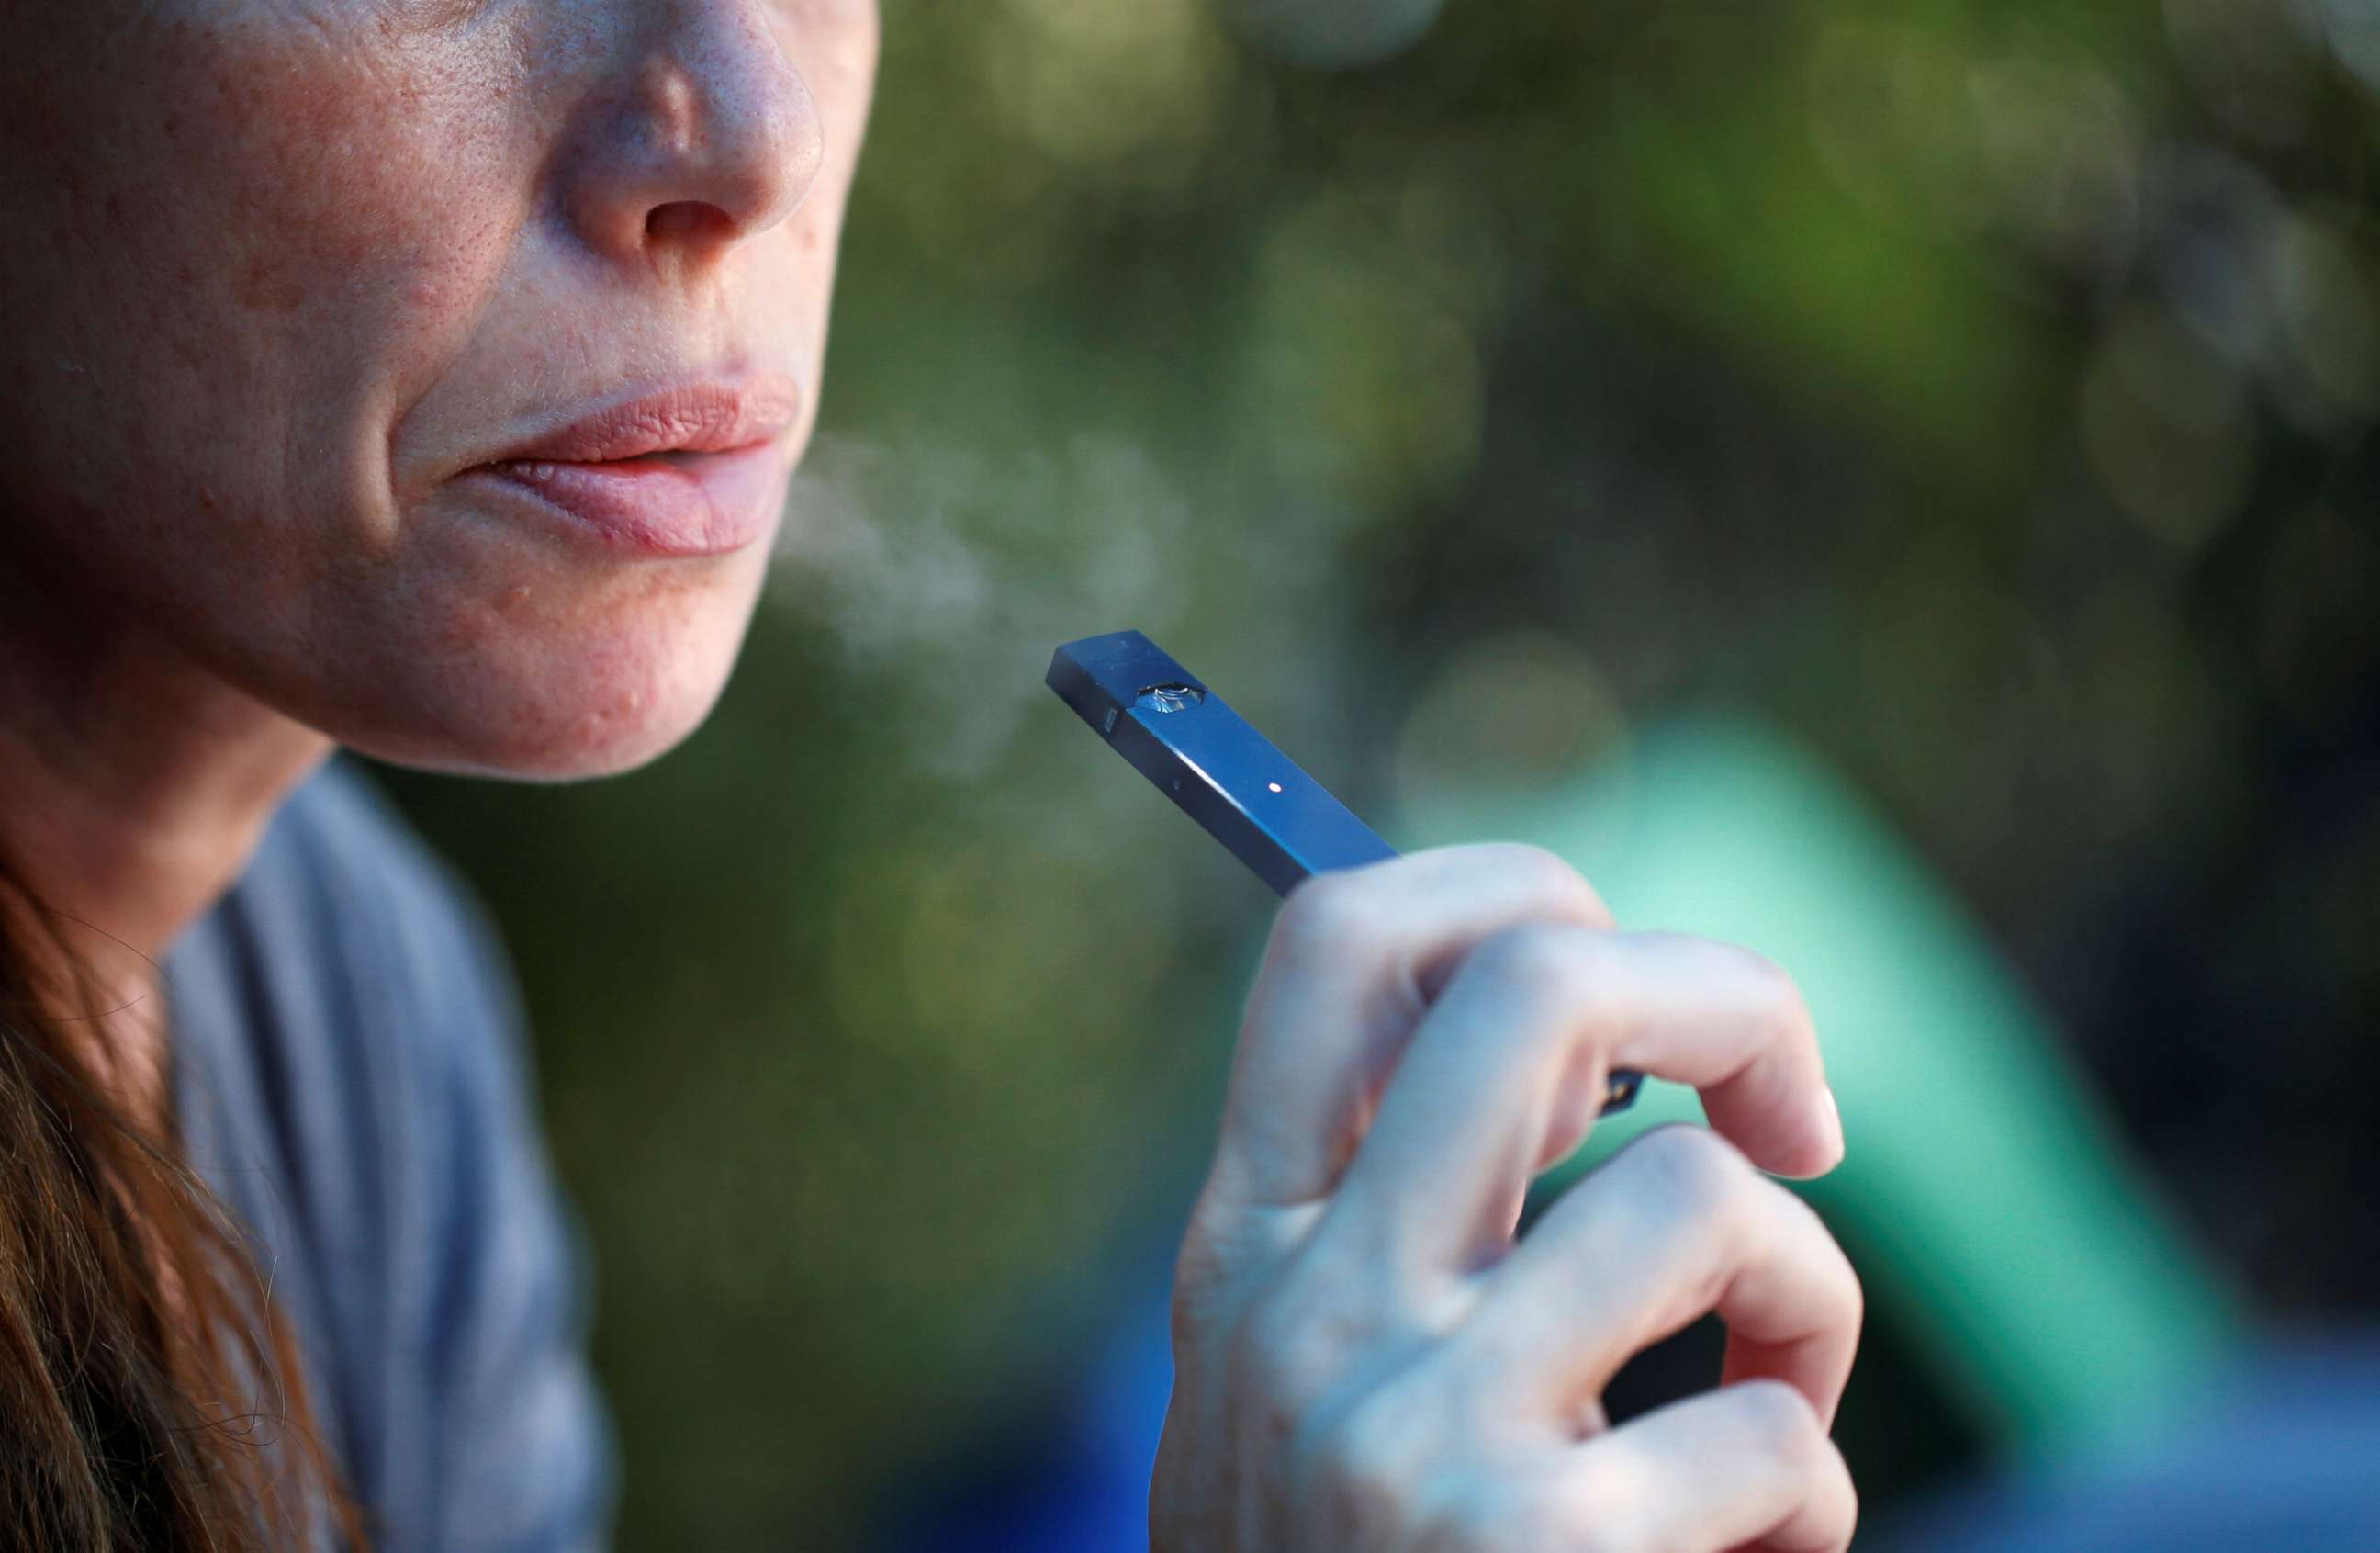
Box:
[376,0,2380,1544]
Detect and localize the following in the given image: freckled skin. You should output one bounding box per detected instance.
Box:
[0,0,879,778]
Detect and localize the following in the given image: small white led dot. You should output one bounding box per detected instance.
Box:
[1268,782,1284,793]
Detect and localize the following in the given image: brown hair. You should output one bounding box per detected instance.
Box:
[0,847,365,1550]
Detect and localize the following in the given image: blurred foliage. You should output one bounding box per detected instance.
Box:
[382,0,2380,1544]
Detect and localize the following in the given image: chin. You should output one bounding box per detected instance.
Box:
[323,553,769,783]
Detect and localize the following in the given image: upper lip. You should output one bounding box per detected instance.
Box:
[480,377,803,467]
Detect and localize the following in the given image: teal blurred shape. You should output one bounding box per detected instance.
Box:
[1210,0,1449,70]
[1394,715,2240,1456]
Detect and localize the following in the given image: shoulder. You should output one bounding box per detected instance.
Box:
[213,754,547,1245]
[273,768,615,1547]
[175,755,534,1278]
[178,760,614,1547]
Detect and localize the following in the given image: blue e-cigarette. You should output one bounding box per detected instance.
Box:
[1046,629,1643,1116]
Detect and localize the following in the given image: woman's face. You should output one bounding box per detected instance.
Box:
[0,1,878,779]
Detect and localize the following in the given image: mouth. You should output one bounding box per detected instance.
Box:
[462,379,802,559]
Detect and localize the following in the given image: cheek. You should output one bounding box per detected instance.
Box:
[82,17,526,513]
[169,22,531,425]
[0,10,552,692]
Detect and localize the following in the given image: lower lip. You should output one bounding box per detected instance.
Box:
[465,442,786,558]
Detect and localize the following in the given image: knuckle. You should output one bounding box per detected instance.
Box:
[1230,1248,1404,1424]
[1765,1181,1866,1325]
[1728,941,1813,1036]
[1427,1478,1567,1551]
[1470,920,1596,1007]
[1235,1285,1339,1413]
[1274,868,1393,960]
[1826,1230,1868,1333]
[1487,841,1600,909]
[1529,844,1615,924]
[1566,1522,1652,1553]
[1302,1388,1433,1541]
[1622,1123,1757,1223]
[1732,1378,1825,1468]
[1726,939,1795,993]
[1559,1444,1667,1553]
[1172,1198,1303,1351]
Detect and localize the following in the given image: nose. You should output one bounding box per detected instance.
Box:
[559,1,826,266]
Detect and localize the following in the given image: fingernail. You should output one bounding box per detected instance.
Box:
[1819,1086,1847,1165]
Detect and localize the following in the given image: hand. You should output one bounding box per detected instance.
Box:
[1151,845,1859,1551]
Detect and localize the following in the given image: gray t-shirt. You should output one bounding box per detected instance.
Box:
[165,760,613,1551]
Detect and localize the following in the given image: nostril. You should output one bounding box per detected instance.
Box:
[645,200,735,246]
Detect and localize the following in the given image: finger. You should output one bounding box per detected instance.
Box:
[1549,1381,1858,1553]
[1205,844,1613,1211]
[1328,923,1841,1270]
[1458,1125,1863,1428]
